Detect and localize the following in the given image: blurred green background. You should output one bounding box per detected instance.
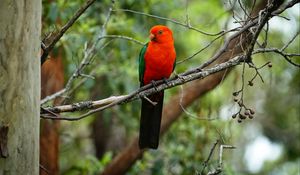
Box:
[41,0,300,174]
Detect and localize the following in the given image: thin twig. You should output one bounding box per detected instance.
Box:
[253,48,300,67]
[98,35,144,45]
[218,144,236,168]
[112,9,224,36]
[200,140,220,175]
[281,30,299,51]
[41,2,115,104]
[41,0,97,64]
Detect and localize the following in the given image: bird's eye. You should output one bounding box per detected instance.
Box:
[158,30,163,35]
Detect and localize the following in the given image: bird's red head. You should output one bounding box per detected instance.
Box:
[149,25,174,43]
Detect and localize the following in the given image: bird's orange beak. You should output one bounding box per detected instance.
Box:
[149,33,156,41]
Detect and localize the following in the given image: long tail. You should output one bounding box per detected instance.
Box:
[139,91,164,149]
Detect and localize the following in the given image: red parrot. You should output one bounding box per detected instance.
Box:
[138,25,176,149]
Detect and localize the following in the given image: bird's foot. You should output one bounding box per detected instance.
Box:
[175,74,185,81]
[162,78,169,86]
[143,96,157,106]
[150,80,158,92]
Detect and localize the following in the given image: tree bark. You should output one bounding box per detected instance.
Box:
[40,51,64,175]
[0,0,41,174]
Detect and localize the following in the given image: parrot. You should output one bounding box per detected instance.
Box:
[138,25,176,149]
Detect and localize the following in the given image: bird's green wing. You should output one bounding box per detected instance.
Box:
[172,57,176,72]
[139,43,148,85]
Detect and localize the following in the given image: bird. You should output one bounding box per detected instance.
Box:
[138,25,176,149]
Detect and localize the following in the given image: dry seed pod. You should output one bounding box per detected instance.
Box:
[232,113,237,119]
[249,109,255,115]
[244,110,250,116]
[232,92,239,96]
[268,62,272,68]
[239,114,247,119]
[248,81,253,86]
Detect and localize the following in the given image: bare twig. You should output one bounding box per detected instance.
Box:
[271,0,300,15]
[218,145,236,168]
[176,27,240,64]
[98,35,144,45]
[248,61,271,83]
[253,48,300,67]
[281,30,299,51]
[39,164,50,175]
[196,141,235,175]
[200,140,220,175]
[112,9,224,36]
[41,0,97,64]
[41,2,115,104]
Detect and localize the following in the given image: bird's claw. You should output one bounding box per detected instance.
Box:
[150,80,158,92]
[162,78,169,86]
[175,74,185,80]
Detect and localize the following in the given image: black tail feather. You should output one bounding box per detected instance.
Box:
[139,92,164,149]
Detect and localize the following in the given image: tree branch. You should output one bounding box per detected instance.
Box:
[112,9,224,36]
[41,2,115,104]
[41,56,244,120]
[41,0,97,65]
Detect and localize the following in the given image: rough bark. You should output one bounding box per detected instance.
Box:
[101,1,268,174]
[0,0,41,174]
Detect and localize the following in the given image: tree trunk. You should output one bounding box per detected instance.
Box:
[0,1,41,174]
[40,51,64,175]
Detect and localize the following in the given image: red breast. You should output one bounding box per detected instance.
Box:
[143,25,176,85]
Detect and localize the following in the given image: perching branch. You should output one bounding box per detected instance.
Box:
[41,55,244,120]
[41,0,97,65]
